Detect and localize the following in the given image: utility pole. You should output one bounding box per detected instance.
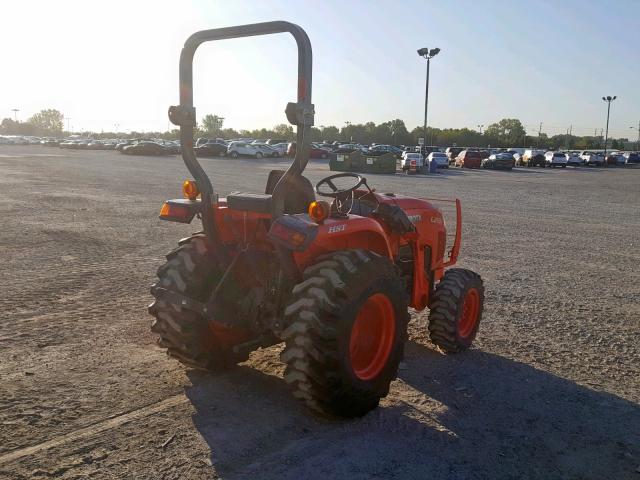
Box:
[602,96,617,163]
[536,122,542,148]
[630,121,640,151]
[565,125,572,151]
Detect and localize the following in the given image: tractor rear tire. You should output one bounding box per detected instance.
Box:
[281,250,409,417]
[428,268,484,353]
[148,234,249,370]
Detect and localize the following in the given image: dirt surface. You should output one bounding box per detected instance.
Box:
[1,146,638,479]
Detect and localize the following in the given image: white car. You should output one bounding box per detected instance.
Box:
[401,152,425,173]
[227,141,272,159]
[269,143,289,156]
[580,151,604,166]
[545,151,568,168]
[565,152,583,166]
[427,151,449,168]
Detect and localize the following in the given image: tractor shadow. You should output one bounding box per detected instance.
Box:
[184,344,640,480]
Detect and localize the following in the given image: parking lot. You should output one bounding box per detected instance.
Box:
[1,146,639,479]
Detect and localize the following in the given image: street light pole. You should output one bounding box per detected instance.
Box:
[630,121,640,151]
[11,109,19,122]
[418,47,440,152]
[602,95,617,163]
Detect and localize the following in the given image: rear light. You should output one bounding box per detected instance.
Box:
[182,180,199,200]
[159,199,201,223]
[270,223,307,247]
[308,200,330,223]
[268,214,319,251]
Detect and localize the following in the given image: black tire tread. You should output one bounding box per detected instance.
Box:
[148,234,248,370]
[281,249,409,417]
[428,268,484,353]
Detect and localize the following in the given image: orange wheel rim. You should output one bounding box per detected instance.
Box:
[349,293,396,381]
[459,288,480,338]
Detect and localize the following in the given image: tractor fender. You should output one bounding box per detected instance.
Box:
[294,215,393,268]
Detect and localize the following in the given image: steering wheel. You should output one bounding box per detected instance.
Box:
[315,172,365,198]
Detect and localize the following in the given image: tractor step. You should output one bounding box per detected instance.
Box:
[151,285,212,319]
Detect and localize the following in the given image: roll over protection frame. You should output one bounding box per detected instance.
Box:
[168,21,314,244]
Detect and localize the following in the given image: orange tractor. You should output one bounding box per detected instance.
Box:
[149,21,484,417]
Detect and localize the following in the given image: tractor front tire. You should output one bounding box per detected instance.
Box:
[281,250,409,417]
[148,234,249,370]
[428,268,484,353]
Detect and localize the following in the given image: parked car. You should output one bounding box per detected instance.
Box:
[445,147,464,165]
[624,152,640,165]
[266,138,288,146]
[40,137,60,146]
[401,152,425,173]
[195,142,227,157]
[565,152,583,166]
[87,140,106,150]
[369,144,403,158]
[427,151,449,169]
[580,151,604,167]
[545,151,568,168]
[605,153,625,166]
[482,152,514,170]
[115,140,135,151]
[195,137,213,148]
[502,150,518,166]
[519,149,546,167]
[454,149,484,168]
[255,144,280,157]
[227,141,270,158]
[269,143,289,156]
[122,141,170,156]
[286,142,331,158]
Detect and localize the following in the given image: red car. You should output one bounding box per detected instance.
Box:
[287,142,330,159]
[455,150,485,168]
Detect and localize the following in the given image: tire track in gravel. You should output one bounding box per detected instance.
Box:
[0,394,187,465]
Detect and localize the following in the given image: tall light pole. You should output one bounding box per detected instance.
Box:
[536,122,543,148]
[630,121,639,151]
[602,96,616,162]
[565,125,572,151]
[418,47,440,151]
[11,109,19,122]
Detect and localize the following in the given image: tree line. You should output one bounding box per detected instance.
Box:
[1,109,631,150]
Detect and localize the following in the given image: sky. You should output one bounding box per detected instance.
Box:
[1,0,639,139]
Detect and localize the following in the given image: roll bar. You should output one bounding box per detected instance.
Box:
[168,21,314,239]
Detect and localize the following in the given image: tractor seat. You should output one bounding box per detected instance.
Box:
[226,171,315,215]
[226,192,273,215]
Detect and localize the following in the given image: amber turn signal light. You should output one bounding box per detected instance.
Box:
[308,200,330,223]
[182,180,199,201]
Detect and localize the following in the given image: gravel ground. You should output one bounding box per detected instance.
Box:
[0,146,638,480]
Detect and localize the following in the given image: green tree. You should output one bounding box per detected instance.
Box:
[273,123,294,140]
[29,109,64,133]
[484,118,526,147]
[385,119,410,145]
[1,118,18,134]
[321,125,339,142]
[201,114,224,136]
